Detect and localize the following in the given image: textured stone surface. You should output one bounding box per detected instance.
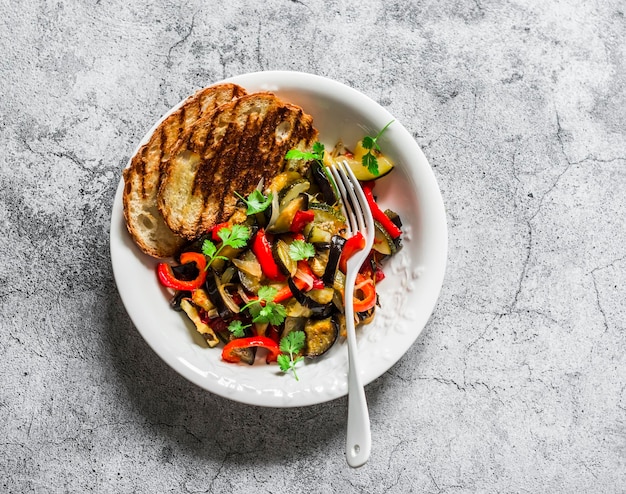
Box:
[1,0,625,492]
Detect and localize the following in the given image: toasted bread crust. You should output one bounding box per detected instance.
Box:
[122,83,247,258]
[157,92,318,239]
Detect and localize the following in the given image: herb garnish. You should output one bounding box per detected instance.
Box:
[277,330,306,380]
[361,120,394,176]
[285,141,325,162]
[201,224,250,269]
[240,286,287,326]
[227,320,249,338]
[288,239,315,261]
[235,189,273,215]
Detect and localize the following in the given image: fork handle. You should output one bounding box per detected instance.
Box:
[346,335,371,467]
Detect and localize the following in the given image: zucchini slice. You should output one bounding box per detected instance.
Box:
[303,316,338,357]
[279,179,310,209]
[347,140,395,181]
[267,171,302,194]
[372,220,397,256]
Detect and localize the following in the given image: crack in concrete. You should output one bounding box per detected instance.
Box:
[166,12,197,68]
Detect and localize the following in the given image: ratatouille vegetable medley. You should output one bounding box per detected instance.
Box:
[157,124,403,379]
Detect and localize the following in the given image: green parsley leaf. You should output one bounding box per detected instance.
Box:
[241,286,286,326]
[202,225,251,269]
[202,239,217,259]
[312,141,325,157]
[252,302,286,326]
[289,240,315,261]
[217,224,250,249]
[361,120,394,177]
[235,189,273,215]
[285,141,325,162]
[227,320,249,338]
[278,330,306,380]
[277,354,291,372]
[257,286,278,303]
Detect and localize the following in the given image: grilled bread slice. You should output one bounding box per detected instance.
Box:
[122,83,247,258]
[157,92,318,239]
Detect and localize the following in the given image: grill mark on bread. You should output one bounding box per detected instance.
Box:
[158,92,318,238]
[123,83,247,257]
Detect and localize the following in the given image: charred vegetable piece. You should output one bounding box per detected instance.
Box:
[287,278,335,319]
[205,270,234,320]
[279,179,310,209]
[322,235,346,285]
[303,316,338,357]
[171,262,199,281]
[272,239,298,276]
[170,290,191,311]
[311,160,337,204]
[372,220,396,256]
[281,316,307,340]
[222,336,281,364]
[180,299,220,347]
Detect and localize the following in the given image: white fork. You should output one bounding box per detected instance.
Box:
[328,160,376,468]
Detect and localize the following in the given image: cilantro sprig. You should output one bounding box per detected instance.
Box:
[202,224,250,269]
[277,331,306,381]
[361,120,394,176]
[240,286,287,326]
[285,141,325,162]
[235,189,273,215]
[227,320,250,338]
[289,239,315,261]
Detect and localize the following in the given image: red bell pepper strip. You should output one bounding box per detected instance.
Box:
[222,336,281,364]
[339,232,365,273]
[251,228,285,281]
[289,210,315,233]
[362,184,402,239]
[273,277,309,303]
[352,273,377,312]
[157,252,207,291]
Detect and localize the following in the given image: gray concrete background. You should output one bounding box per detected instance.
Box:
[1,0,625,492]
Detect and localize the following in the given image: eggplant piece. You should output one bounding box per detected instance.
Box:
[170,291,191,311]
[310,247,329,278]
[272,238,297,276]
[205,270,234,320]
[303,316,338,357]
[311,161,337,205]
[171,262,199,281]
[281,316,307,340]
[322,235,346,285]
[287,278,335,319]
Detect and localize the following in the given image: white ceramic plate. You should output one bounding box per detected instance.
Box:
[110,71,447,407]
